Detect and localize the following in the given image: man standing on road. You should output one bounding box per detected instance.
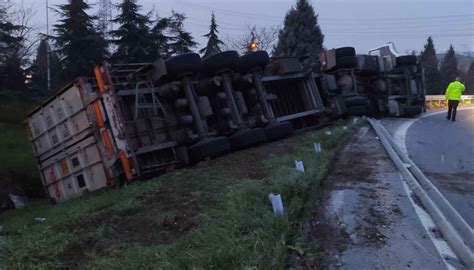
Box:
[445,77,465,122]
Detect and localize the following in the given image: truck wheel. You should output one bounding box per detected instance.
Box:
[396,55,417,66]
[347,105,368,116]
[229,128,267,150]
[335,47,356,58]
[264,122,294,141]
[188,136,231,164]
[344,95,369,107]
[203,51,240,74]
[238,51,270,73]
[165,53,202,79]
[336,56,358,69]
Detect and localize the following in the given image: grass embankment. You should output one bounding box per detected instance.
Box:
[0,96,40,195]
[0,119,355,269]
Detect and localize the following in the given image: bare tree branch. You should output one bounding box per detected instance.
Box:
[1,0,38,63]
[224,25,279,55]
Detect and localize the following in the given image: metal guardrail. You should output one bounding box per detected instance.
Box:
[425,95,474,109]
[369,118,474,268]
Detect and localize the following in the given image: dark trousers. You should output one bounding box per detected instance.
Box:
[447,100,459,121]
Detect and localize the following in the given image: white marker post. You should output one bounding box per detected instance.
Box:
[295,160,305,173]
[268,193,284,216]
[314,143,322,153]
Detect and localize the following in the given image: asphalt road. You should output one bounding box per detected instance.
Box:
[382,108,474,228]
[405,108,474,227]
[310,126,452,269]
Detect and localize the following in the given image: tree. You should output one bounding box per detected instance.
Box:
[0,1,26,92]
[53,0,108,82]
[465,62,474,94]
[29,39,61,95]
[273,0,324,62]
[149,16,172,59]
[110,0,152,63]
[199,12,223,58]
[439,45,459,91]
[420,37,442,94]
[168,11,197,55]
[225,25,279,55]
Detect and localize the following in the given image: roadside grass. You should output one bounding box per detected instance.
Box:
[0,119,356,269]
[0,95,42,196]
[0,98,41,195]
[0,122,37,176]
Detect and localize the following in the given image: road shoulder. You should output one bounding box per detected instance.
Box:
[298,125,448,269]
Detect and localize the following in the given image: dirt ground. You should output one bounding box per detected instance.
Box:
[296,125,448,270]
[53,134,301,267]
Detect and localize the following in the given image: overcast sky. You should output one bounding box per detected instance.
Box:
[13,0,474,55]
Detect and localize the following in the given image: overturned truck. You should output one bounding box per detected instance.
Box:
[26,45,425,202]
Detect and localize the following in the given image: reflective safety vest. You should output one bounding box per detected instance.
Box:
[445,81,465,101]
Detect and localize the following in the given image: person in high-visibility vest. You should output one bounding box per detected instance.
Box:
[445,77,465,122]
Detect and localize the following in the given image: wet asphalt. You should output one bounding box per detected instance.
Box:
[404,108,474,227]
[316,127,452,269]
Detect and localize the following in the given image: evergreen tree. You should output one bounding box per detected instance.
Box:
[29,39,61,95]
[199,12,223,58]
[149,17,172,59]
[168,11,197,55]
[465,62,474,94]
[110,0,152,63]
[273,0,324,62]
[420,37,442,94]
[439,45,459,91]
[0,3,26,91]
[53,0,108,82]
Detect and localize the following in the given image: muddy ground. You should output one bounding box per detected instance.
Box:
[298,125,450,270]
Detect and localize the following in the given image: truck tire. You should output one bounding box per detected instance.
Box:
[165,53,202,79]
[238,51,270,73]
[396,55,417,66]
[203,51,240,74]
[335,47,356,58]
[336,56,358,69]
[344,95,369,107]
[229,128,267,150]
[264,122,294,142]
[188,136,231,164]
[347,105,368,116]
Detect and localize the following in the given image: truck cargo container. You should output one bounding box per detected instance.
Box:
[26,79,124,202]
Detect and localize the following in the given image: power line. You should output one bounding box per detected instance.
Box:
[329,33,473,38]
[177,0,473,23]
[320,29,474,34]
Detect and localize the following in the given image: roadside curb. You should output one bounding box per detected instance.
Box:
[368,118,474,269]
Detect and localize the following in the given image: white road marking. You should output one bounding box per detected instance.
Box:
[390,109,474,270]
[393,107,474,155]
[399,174,458,270]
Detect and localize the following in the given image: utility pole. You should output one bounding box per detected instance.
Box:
[46,0,51,93]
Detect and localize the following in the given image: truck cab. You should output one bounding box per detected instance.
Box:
[368,43,426,116]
